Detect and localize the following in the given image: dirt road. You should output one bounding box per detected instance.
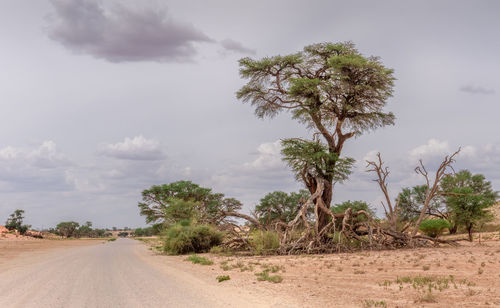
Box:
[0,238,290,308]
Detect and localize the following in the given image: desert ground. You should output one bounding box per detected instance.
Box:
[2,234,500,307]
[151,233,500,308]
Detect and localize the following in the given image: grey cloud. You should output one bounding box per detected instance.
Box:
[459,85,495,95]
[220,38,256,55]
[47,0,214,62]
[0,141,73,192]
[100,136,165,161]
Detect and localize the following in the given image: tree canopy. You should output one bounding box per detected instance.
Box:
[254,190,311,226]
[138,180,242,227]
[441,170,498,241]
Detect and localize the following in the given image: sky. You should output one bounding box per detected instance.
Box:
[0,0,499,229]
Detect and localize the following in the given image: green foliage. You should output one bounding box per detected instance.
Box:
[184,254,214,265]
[331,200,374,215]
[331,200,375,228]
[237,42,395,134]
[281,139,355,183]
[5,209,31,235]
[254,190,310,226]
[163,223,223,255]
[441,170,498,240]
[255,269,283,283]
[419,219,451,238]
[108,238,116,242]
[397,185,444,222]
[249,230,280,255]
[216,275,230,282]
[138,180,242,227]
[133,226,158,237]
[118,231,129,237]
[56,221,80,238]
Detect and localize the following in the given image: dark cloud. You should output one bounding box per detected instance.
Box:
[47,0,214,62]
[459,84,495,95]
[220,38,256,55]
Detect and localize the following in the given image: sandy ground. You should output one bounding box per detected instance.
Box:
[154,233,500,308]
[0,238,106,269]
[0,238,296,308]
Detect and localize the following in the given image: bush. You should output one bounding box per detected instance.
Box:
[249,230,280,255]
[216,275,230,282]
[185,254,214,265]
[419,219,451,238]
[163,223,223,255]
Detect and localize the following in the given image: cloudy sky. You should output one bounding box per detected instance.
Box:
[1,0,499,229]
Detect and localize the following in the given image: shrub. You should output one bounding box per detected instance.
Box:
[163,223,223,255]
[419,219,451,238]
[185,254,214,265]
[255,269,283,283]
[249,230,280,255]
[216,275,230,282]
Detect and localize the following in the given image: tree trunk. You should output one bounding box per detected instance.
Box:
[305,177,333,234]
[467,224,473,242]
[317,181,333,233]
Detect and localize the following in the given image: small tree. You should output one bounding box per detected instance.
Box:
[441,170,498,241]
[398,185,446,222]
[56,221,80,238]
[5,209,30,235]
[254,190,310,226]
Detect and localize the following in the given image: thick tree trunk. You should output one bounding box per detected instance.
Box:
[317,181,333,233]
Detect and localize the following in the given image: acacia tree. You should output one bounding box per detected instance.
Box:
[254,190,311,226]
[441,170,498,241]
[238,42,395,231]
[138,180,243,227]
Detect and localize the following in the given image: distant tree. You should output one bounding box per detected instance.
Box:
[237,42,395,231]
[254,190,311,226]
[397,185,446,222]
[118,231,129,237]
[331,200,375,228]
[138,181,242,227]
[5,209,30,235]
[56,221,80,238]
[441,170,498,241]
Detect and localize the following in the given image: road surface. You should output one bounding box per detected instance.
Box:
[0,238,284,308]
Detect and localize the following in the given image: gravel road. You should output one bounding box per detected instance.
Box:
[0,238,280,308]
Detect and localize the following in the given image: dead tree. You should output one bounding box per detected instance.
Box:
[366,153,400,231]
[410,149,460,237]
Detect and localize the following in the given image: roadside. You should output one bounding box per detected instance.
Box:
[137,234,500,307]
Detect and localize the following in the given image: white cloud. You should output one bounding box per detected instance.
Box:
[101,136,165,161]
[242,140,283,170]
[409,139,450,162]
